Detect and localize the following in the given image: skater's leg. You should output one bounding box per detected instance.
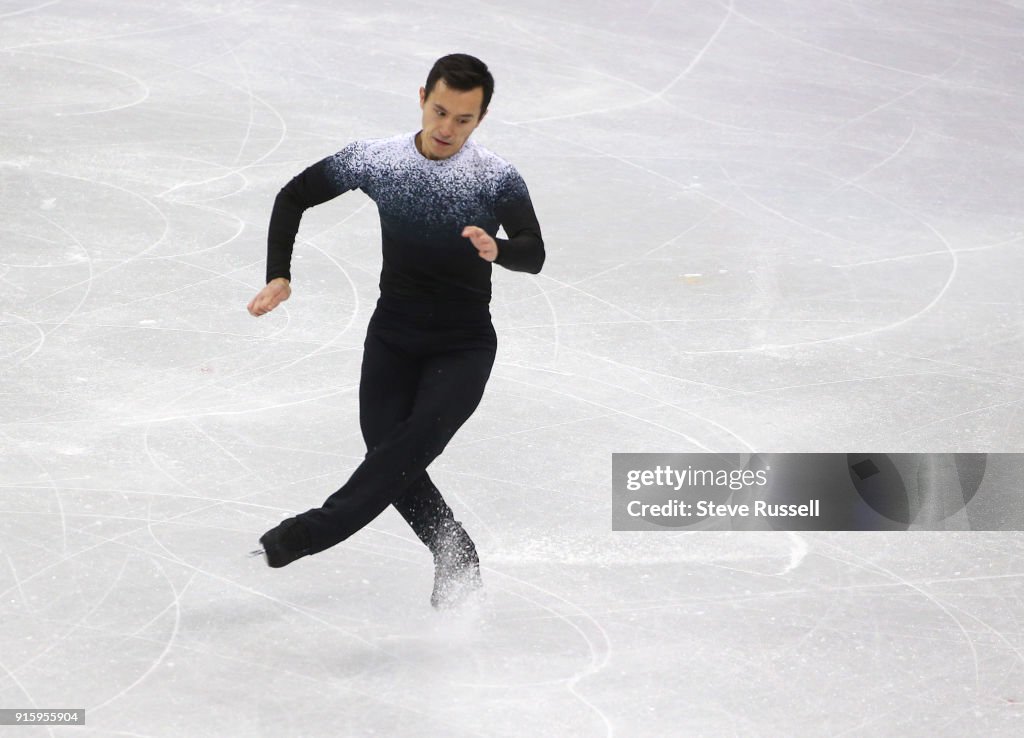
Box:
[300,341,497,553]
[392,474,455,548]
[357,322,456,549]
[357,319,418,453]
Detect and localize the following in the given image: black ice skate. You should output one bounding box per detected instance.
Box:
[430,518,483,609]
[256,517,312,568]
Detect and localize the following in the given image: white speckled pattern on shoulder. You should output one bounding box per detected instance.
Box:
[327,132,528,234]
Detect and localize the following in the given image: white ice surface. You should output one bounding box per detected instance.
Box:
[1,1,1023,736]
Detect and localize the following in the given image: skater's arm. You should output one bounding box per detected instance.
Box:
[250,145,365,318]
[493,168,545,274]
[264,164,334,283]
[265,142,367,283]
[250,162,340,317]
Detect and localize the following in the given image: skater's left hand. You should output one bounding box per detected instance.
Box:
[462,225,498,262]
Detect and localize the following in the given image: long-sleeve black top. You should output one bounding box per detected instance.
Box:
[265,132,545,303]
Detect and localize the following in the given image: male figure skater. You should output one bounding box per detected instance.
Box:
[247,54,545,608]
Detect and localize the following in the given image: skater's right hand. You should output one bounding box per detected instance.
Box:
[247,277,291,316]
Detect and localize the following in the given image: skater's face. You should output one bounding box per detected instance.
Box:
[417,79,486,160]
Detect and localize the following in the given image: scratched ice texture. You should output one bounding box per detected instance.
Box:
[1,1,1023,736]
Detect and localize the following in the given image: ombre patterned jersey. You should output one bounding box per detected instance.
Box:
[266,132,545,304]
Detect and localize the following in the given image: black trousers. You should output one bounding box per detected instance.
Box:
[298,295,497,554]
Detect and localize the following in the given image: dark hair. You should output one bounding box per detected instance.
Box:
[424,53,494,116]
